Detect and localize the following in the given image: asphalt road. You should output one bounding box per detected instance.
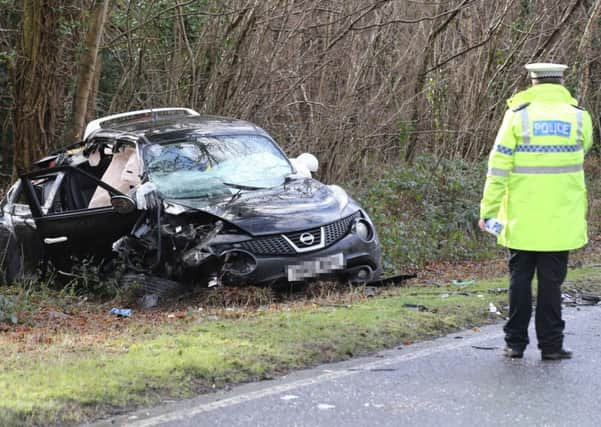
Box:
[95,306,601,427]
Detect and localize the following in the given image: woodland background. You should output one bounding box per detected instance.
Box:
[1,0,601,269]
[2,0,601,179]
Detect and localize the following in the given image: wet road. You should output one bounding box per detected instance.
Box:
[96,306,601,427]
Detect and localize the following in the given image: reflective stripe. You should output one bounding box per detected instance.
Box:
[514,144,582,153]
[512,164,583,174]
[496,145,513,155]
[488,168,509,177]
[520,108,531,144]
[575,108,583,147]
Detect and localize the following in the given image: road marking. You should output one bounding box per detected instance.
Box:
[118,309,587,427]
[125,328,503,426]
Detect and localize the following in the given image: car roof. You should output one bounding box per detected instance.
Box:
[85,109,270,144]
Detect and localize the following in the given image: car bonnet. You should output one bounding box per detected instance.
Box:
[163,179,357,236]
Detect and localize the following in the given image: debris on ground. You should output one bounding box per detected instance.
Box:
[471,345,499,350]
[488,302,499,314]
[577,294,600,305]
[452,279,475,286]
[139,294,160,309]
[561,286,601,307]
[402,303,428,312]
[110,308,132,317]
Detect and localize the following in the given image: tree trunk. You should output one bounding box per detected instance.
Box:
[11,0,74,178]
[68,0,110,142]
[405,0,470,163]
[577,0,601,104]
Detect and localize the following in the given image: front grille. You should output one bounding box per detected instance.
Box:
[284,227,322,248]
[236,212,361,255]
[324,212,359,246]
[239,235,295,255]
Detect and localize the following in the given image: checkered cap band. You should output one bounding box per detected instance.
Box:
[530,70,564,78]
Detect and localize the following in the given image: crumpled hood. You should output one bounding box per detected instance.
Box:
[166,178,359,236]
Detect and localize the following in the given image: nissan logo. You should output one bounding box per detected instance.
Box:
[299,232,315,246]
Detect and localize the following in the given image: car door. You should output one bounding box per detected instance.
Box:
[19,165,139,269]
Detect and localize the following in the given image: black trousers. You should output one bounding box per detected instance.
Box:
[503,249,568,353]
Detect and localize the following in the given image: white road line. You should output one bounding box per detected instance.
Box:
[126,329,502,426]
[119,309,587,427]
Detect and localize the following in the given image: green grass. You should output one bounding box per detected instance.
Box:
[4,267,600,426]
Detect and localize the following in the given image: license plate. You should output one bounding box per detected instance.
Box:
[286,253,345,282]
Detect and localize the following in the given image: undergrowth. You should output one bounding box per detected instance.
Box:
[356,156,500,274]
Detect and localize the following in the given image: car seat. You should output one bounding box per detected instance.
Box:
[88,145,141,208]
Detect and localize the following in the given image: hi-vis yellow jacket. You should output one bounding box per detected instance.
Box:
[480,84,593,251]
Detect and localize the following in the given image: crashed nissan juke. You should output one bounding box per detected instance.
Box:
[0,108,382,288]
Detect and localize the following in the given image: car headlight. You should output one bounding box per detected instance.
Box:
[222,250,257,276]
[352,218,375,242]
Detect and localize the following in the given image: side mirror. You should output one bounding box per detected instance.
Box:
[111,195,136,214]
[295,153,319,173]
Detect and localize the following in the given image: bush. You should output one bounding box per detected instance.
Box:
[357,156,500,274]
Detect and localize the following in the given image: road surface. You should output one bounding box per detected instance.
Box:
[92,305,601,427]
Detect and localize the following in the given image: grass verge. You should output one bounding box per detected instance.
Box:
[2,266,601,426]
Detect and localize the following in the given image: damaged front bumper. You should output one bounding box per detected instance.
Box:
[115,195,382,287]
[208,232,382,285]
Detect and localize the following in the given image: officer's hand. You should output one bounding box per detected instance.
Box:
[478,219,486,231]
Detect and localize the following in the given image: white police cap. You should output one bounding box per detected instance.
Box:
[524,63,567,79]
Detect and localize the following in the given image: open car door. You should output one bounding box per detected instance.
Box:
[20,165,139,270]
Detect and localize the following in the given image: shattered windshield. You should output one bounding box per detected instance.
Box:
[143,134,293,199]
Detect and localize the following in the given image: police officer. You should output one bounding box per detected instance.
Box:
[479,63,593,360]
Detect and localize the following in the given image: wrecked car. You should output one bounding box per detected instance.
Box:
[0,108,382,289]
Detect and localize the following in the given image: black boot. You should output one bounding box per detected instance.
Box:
[504,347,524,358]
[541,348,572,360]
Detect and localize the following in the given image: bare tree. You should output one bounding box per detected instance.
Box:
[68,0,111,142]
[4,0,601,182]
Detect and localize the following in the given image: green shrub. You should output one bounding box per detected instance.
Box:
[357,156,500,274]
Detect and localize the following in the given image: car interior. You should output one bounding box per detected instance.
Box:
[21,139,142,215]
[88,143,141,208]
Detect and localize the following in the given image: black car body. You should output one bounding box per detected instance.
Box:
[0,109,381,287]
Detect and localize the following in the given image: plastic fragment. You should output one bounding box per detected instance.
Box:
[110,308,132,317]
[452,279,475,286]
[402,303,428,312]
[488,302,500,314]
